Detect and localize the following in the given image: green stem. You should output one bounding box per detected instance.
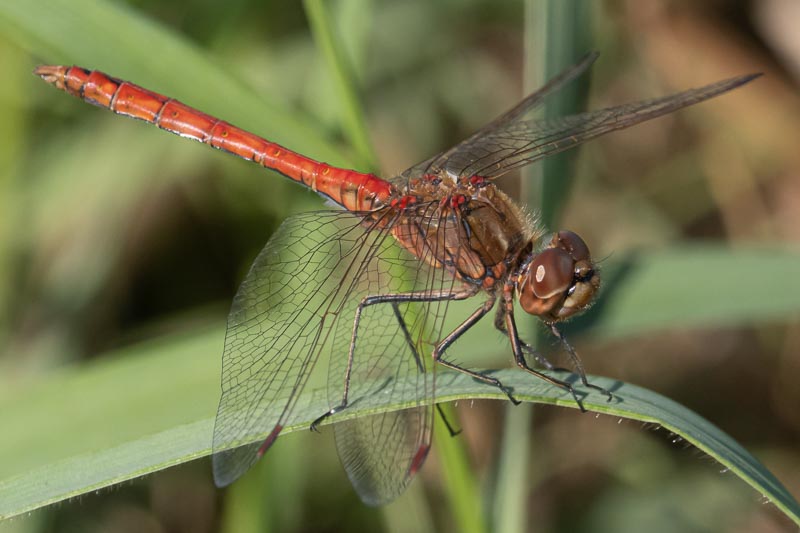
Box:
[436,403,487,533]
[303,0,377,170]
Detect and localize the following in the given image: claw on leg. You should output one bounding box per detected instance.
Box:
[506,390,521,406]
[310,404,346,432]
[548,324,614,403]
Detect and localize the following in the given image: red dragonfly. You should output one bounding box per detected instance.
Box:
[35,53,758,505]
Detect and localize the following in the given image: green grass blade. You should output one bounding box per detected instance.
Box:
[434,404,486,533]
[490,402,533,533]
[303,0,377,169]
[1,322,799,523]
[569,245,800,339]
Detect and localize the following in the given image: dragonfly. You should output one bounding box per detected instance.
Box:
[35,52,758,506]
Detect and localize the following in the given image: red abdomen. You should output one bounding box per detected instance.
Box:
[34,65,394,212]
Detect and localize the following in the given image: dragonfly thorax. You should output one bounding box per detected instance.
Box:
[516,231,600,322]
[386,182,534,287]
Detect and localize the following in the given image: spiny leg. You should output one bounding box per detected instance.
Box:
[494,299,613,405]
[391,302,462,436]
[493,305,558,370]
[548,324,613,402]
[435,404,462,437]
[432,294,521,405]
[501,297,587,412]
[310,286,478,431]
[364,299,465,436]
[391,302,425,374]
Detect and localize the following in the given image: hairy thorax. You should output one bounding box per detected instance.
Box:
[386,176,541,289]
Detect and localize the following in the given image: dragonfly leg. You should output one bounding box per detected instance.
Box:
[390,302,461,436]
[436,404,462,437]
[432,294,521,405]
[548,324,613,402]
[501,297,587,412]
[390,302,425,373]
[310,286,477,432]
[493,306,558,370]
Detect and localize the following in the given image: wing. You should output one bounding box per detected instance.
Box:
[326,199,473,504]
[395,51,599,184]
[212,206,459,505]
[439,73,760,180]
[211,210,379,487]
[395,52,759,183]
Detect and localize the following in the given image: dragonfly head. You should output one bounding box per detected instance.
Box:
[517,231,600,322]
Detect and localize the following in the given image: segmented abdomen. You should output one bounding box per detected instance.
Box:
[35,65,393,212]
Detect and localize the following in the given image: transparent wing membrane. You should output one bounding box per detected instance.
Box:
[213,206,465,503]
[396,52,758,184]
[443,74,759,180]
[397,51,599,183]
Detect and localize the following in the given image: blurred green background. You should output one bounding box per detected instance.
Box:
[1,0,799,531]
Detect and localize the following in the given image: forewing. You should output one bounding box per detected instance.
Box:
[394,52,757,184]
[394,51,598,184]
[439,73,760,180]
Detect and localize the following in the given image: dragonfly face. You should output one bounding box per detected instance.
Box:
[516,230,600,322]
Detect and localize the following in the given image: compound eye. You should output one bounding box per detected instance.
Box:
[552,230,591,262]
[530,248,574,299]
